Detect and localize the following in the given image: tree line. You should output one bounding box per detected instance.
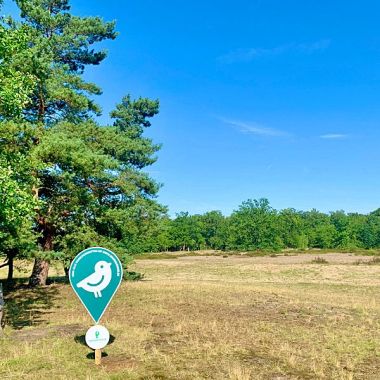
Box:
[121,199,380,253]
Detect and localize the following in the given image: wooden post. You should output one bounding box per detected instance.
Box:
[95,349,101,365]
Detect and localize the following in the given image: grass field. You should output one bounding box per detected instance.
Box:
[1,252,380,379]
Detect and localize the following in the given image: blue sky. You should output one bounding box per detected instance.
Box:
[4,1,380,215]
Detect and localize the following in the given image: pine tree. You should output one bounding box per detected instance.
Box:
[30,95,163,283]
[0,0,164,286]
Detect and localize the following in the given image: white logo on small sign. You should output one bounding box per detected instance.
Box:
[85,325,110,350]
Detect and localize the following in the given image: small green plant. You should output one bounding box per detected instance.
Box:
[123,270,145,281]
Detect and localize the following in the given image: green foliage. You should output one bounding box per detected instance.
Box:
[277,208,305,249]
[142,200,380,254]
[227,199,283,251]
[169,212,205,251]
[0,163,33,230]
[0,0,164,284]
[199,211,226,249]
[14,0,116,123]
[0,156,37,268]
[123,270,145,281]
[360,209,380,249]
[30,94,163,262]
[0,21,35,118]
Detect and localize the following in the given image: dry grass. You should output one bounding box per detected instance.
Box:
[1,253,380,379]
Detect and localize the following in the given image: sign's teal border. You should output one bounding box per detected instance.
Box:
[69,246,123,324]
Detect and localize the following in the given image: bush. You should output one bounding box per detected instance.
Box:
[123,270,145,281]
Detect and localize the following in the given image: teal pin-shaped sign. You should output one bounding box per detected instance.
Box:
[69,247,123,323]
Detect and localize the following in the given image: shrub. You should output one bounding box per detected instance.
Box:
[123,270,145,281]
[311,256,328,264]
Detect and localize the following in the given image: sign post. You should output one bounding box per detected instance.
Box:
[69,247,123,364]
[85,325,110,365]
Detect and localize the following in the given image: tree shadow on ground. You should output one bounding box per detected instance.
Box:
[2,282,59,330]
[47,275,69,285]
[86,351,109,359]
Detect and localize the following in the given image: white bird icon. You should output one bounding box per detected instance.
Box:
[76,261,112,298]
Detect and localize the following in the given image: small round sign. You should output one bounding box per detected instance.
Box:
[85,325,110,350]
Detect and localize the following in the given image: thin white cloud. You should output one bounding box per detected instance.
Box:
[218,39,331,64]
[297,39,331,53]
[221,118,288,137]
[320,133,348,139]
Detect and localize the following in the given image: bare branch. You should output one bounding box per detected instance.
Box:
[0,261,9,269]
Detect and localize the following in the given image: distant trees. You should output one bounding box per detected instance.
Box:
[277,208,307,249]
[227,199,282,251]
[360,209,380,249]
[133,199,380,254]
[200,211,226,249]
[302,209,336,249]
[170,212,205,251]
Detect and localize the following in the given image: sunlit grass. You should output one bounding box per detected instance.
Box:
[1,253,379,379]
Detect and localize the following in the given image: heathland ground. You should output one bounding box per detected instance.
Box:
[1,252,379,379]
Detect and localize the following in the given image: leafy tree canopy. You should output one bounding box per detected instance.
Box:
[0,0,164,286]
